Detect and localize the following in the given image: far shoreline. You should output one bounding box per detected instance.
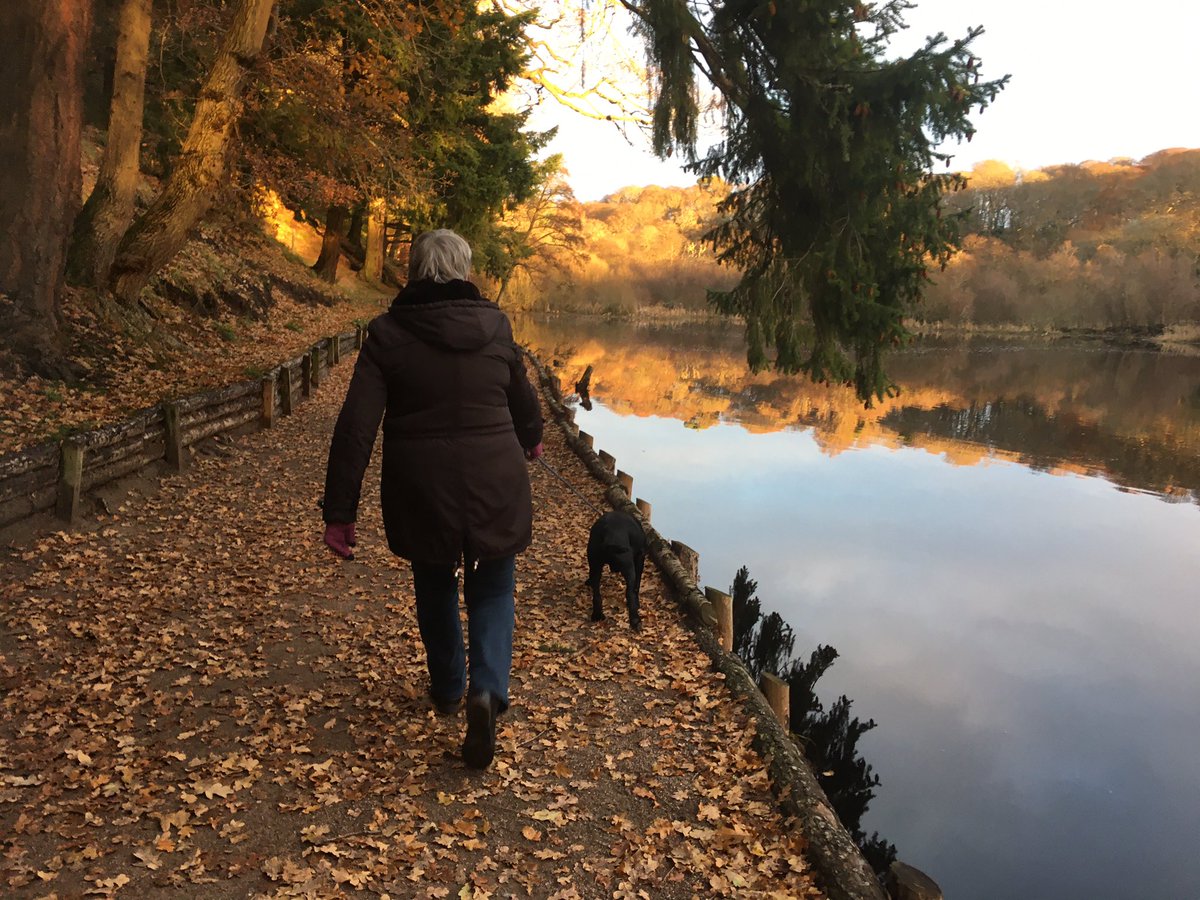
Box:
[516,305,1200,352]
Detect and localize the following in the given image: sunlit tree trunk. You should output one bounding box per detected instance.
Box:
[0,0,92,376]
[110,0,275,302]
[68,0,153,287]
[312,204,346,282]
[362,199,386,284]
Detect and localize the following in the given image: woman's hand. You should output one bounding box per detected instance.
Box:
[324,522,357,560]
[524,442,544,461]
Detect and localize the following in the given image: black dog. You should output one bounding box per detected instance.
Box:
[587,511,646,631]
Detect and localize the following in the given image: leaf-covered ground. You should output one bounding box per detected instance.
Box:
[0,359,823,899]
[0,220,389,457]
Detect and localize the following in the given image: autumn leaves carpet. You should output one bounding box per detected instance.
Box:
[0,360,822,898]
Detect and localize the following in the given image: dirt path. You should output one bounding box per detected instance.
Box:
[0,359,823,899]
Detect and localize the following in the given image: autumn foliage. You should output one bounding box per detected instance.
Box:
[923,150,1200,330]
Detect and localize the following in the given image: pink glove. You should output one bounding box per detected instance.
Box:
[324,522,356,560]
[524,442,544,461]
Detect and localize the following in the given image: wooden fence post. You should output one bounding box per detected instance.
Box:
[309,345,322,389]
[705,587,734,652]
[260,373,276,428]
[616,470,633,495]
[761,673,790,728]
[164,401,186,471]
[355,325,365,349]
[327,335,338,366]
[635,497,651,522]
[671,541,700,583]
[300,354,312,398]
[578,430,594,450]
[55,438,84,524]
[598,449,616,473]
[279,366,293,416]
[886,862,944,900]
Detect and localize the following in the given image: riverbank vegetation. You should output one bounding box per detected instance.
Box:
[923,150,1200,331]
[515,147,1200,343]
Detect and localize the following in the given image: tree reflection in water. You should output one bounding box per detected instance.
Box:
[730,565,898,879]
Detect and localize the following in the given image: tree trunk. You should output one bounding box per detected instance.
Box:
[362,198,386,284]
[109,0,275,302]
[68,0,153,287]
[312,204,346,282]
[346,205,365,250]
[0,0,91,377]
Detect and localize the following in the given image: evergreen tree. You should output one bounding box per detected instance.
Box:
[730,565,762,661]
[729,563,899,880]
[624,0,1007,401]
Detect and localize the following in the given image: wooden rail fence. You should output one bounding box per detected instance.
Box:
[0,328,364,531]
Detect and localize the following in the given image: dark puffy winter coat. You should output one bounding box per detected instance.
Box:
[322,279,542,564]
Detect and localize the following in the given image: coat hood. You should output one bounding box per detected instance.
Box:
[388,279,506,351]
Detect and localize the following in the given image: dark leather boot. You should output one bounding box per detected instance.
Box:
[462,691,500,769]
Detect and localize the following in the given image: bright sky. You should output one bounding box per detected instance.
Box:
[530,0,1200,202]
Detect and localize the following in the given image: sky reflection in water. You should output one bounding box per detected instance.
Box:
[522,321,1200,899]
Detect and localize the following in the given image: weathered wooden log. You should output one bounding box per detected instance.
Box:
[81,447,166,493]
[886,862,943,900]
[163,401,186,471]
[175,379,257,415]
[261,374,276,428]
[77,408,162,468]
[180,392,258,431]
[72,405,159,450]
[598,449,616,472]
[55,439,85,524]
[182,406,260,447]
[578,430,594,450]
[0,463,61,505]
[0,442,60,481]
[635,497,651,522]
[705,586,734,652]
[0,485,58,528]
[79,430,149,472]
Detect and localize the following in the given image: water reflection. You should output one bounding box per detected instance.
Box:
[516,316,1200,505]
[517,315,1200,900]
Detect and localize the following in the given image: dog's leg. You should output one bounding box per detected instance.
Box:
[625,555,643,631]
[587,555,605,622]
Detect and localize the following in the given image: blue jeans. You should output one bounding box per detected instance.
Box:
[410,555,515,713]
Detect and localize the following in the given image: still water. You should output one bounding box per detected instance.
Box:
[515,316,1200,900]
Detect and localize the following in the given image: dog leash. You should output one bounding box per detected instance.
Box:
[534,456,606,517]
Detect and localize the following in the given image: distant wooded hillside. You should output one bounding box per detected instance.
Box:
[923,150,1200,332]
[502,181,738,316]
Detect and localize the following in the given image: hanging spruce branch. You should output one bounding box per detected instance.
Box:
[622,0,1008,403]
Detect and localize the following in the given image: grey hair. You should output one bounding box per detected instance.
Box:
[408,229,472,283]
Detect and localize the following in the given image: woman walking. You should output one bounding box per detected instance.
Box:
[321,228,543,769]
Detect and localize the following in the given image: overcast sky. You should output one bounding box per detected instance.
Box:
[529,0,1200,201]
